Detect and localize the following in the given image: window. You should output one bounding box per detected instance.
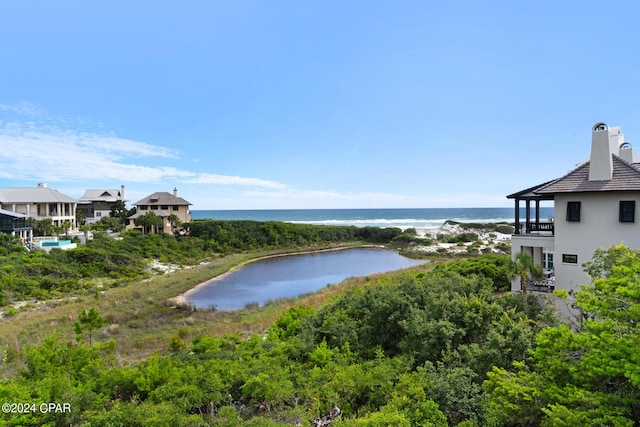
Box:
[139,205,148,210]
[620,201,635,223]
[543,252,554,271]
[566,201,581,222]
[562,254,578,264]
[173,205,179,211]
[161,205,169,210]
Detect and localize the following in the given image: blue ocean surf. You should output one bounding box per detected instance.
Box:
[190,207,554,230]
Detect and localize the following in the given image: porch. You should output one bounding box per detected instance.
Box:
[507,182,555,236]
[526,274,555,293]
[511,234,555,294]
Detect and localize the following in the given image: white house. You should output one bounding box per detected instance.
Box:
[508,122,640,294]
[0,183,77,229]
[77,186,126,225]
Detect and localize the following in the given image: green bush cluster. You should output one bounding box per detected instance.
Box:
[445,221,514,235]
[439,232,479,243]
[432,254,512,291]
[0,232,217,305]
[0,221,407,306]
[186,220,403,252]
[0,266,554,425]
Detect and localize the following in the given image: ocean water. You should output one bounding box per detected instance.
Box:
[191,207,555,230]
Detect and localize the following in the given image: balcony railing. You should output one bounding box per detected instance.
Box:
[517,222,554,235]
[526,277,555,292]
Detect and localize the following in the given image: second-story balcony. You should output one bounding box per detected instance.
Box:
[517,221,554,235]
[508,181,555,236]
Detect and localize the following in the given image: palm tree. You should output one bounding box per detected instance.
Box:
[167,214,181,234]
[61,220,72,236]
[508,252,544,296]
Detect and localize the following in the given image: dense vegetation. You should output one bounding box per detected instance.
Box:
[432,255,512,291]
[444,221,514,235]
[0,220,404,307]
[0,231,214,306]
[486,244,640,425]
[2,219,638,425]
[0,259,556,426]
[187,220,403,252]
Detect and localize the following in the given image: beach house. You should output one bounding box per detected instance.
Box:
[126,188,191,234]
[0,183,77,229]
[0,209,32,242]
[508,123,640,293]
[77,186,126,225]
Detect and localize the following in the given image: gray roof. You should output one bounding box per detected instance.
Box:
[128,210,173,219]
[0,209,28,218]
[535,155,640,194]
[0,187,77,204]
[506,180,557,199]
[78,189,123,203]
[133,192,191,206]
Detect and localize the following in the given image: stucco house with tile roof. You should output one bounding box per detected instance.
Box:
[126,188,191,234]
[0,183,77,229]
[508,122,640,294]
[77,186,126,225]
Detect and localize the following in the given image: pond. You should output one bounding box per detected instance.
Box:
[185,248,428,310]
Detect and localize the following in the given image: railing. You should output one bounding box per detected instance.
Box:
[526,277,555,292]
[528,222,554,233]
[517,222,554,235]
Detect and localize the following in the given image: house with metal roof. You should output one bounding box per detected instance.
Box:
[508,122,640,294]
[77,185,126,225]
[0,183,77,229]
[126,188,191,234]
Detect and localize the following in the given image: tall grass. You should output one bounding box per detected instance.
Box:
[1,243,386,373]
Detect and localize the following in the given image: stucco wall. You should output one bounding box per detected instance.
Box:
[554,192,640,292]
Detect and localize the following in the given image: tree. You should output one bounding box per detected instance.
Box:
[74,308,106,347]
[508,252,543,296]
[33,218,53,236]
[76,208,86,226]
[79,224,92,244]
[486,244,640,425]
[98,215,126,232]
[135,212,163,234]
[0,233,26,254]
[110,200,129,225]
[61,220,73,236]
[51,225,64,237]
[167,214,181,233]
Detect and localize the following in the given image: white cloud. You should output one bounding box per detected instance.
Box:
[183,173,287,189]
[0,101,48,117]
[0,104,289,190]
[1,121,178,160]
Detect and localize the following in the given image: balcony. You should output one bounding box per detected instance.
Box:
[517,221,554,235]
[507,183,555,237]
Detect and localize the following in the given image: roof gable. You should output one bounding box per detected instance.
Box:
[78,189,122,202]
[133,192,191,206]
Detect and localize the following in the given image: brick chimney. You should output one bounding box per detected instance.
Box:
[173,187,178,197]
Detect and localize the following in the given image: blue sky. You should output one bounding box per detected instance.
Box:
[2,1,640,210]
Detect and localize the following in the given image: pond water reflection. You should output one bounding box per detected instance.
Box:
[186,248,428,310]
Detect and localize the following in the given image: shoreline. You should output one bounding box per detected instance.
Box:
[170,245,383,307]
